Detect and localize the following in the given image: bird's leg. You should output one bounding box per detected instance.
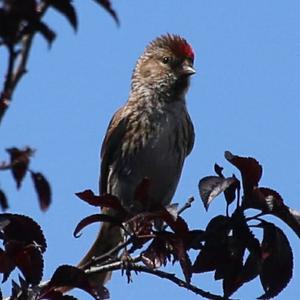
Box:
[120,249,136,283]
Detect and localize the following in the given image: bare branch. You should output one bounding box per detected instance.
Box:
[0,2,49,124]
[178,197,195,215]
[86,258,231,300]
[79,236,134,270]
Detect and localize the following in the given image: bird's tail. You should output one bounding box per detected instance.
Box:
[58,210,123,294]
[77,216,123,287]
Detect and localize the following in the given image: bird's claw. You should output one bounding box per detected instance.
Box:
[121,250,135,283]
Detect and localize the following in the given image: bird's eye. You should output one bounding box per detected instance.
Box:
[162,57,170,64]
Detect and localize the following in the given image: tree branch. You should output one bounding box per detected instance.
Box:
[178,196,194,215]
[86,258,231,300]
[81,198,195,271]
[0,2,49,124]
[79,236,134,270]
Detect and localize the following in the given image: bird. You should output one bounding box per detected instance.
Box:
[77,33,196,289]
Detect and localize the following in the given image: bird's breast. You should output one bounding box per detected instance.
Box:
[110,106,189,212]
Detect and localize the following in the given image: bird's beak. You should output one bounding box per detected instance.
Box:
[181,63,196,76]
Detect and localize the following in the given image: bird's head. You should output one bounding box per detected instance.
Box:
[131,34,196,98]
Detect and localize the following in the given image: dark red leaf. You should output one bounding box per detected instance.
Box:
[244,187,284,212]
[0,215,10,231]
[0,189,8,211]
[18,275,28,290]
[41,290,77,300]
[220,211,261,296]
[31,171,52,211]
[75,190,97,205]
[198,176,237,210]
[35,21,56,46]
[61,296,78,300]
[4,240,43,285]
[0,248,15,282]
[6,147,33,189]
[214,163,224,178]
[184,229,204,250]
[11,279,24,300]
[93,0,119,25]
[240,250,261,283]
[225,151,262,196]
[206,215,231,236]
[1,0,55,47]
[193,212,254,296]
[1,214,47,252]
[214,164,241,205]
[0,9,11,44]
[248,187,300,238]
[46,0,78,30]
[75,190,124,213]
[14,244,44,285]
[264,190,300,238]
[286,207,300,237]
[7,0,37,18]
[258,223,293,299]
[126,213,153,241]
[173,238,192,283]
[231,210,262,258]
[142,232,192,282]
[192,216,230,274]
[73,214,123,238]
[224,175,240,206]
[170,216,189,236]
[141,236,172,269]
[47,265,109,300]
[0,0,37,45]
[159,209,189,236]
[23,17,56,46]
[193,245,220,273]
[221,237,245,297]
[130,207,189,235]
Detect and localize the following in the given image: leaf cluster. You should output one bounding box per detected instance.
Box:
[0,0,118,47]
[0,0,118,124]
[71,152,299,299]
[0,147,51,211]
[25,151,297,300]
[197,151,299,298]
[0,154,298,300]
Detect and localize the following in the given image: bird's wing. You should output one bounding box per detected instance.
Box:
[100,106,128,194]
[185,111,195,156]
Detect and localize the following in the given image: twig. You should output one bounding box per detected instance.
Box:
[246,212,265,222]
[0,162,12,171]
[4,45,15,91]
[161,197,195,231]
[86,258,231,300]
[80,236,134,270]
[0,2,49,124]
[178,197,194,215]
[79,197,195,271]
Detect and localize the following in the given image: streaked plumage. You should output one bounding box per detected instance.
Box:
[101,34,195,212]
[78,34,196,287]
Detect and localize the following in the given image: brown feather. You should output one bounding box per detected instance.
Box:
[100,107,127,194]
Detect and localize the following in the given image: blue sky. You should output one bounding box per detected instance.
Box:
[1,1,300,299]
